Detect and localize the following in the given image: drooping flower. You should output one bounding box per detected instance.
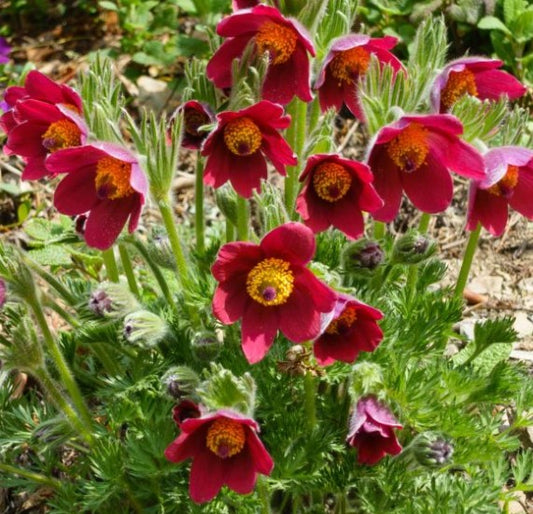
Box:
[367,114,485,222]
[207,5,315,105]
[172,400,202,427]
[431,57,526,113]
[1,70,87,180]
[47,142,147,250]
[466,146,533,236]
[346,396,402,465]
[313,294,383,366]
[0,37,11,64]
[175,100,215,150]
[165,409,274,503]
[296,153,383,239]
[315,34,402,119]
[202,100,296,198]
[212,222,337,363]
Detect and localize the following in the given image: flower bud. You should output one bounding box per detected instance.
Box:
[391,232,436,265]
[215,185,238,226]
[410,432,454,468]
[172,399,202,427]
[89,280,139,318]
[123,310,167,347]
[342,239,384,276]
[173,100,215,150]
[145,227,176,270]
[350,362,384,399]
[162,366,200,399]
[191,331,223,361]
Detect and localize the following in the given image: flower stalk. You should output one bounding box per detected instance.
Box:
[236,195,249,241]
[118,243,140,298]
[304,371,317,431]
[454,222,482,300]
[195,153,205,255]
[102,248,119,283]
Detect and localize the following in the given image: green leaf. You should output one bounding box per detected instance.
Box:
[16,202,30,223]
[28,245,72,266]
[175,35,209,58]
[98,0,118,11]
[0,183,21,196]
[24,218,53,241]
[512,10,533,43]
[474,317,518,347]
[503,0,526,25]
[478,16,512,35]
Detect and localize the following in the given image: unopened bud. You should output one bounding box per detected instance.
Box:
[391,232,436,265]
[146,227,176,270]
[215,185,238,226]
[173,100,215,150]
[89,281,138,318]
[342,239,384,276]
[123,310,167,347]
[411,432,454,468]
[162,366,200,399]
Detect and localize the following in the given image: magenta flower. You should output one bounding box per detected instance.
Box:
[313,294,383,366]
[315,34,402,119]
[296,153,383,239]
[172,400,202,428]
[1,71,87,180]
[347,396,403,465]
[367,114,485,222]
[165,409,274,503]
[207,5,315,105]
[467,146,533,236]
[176,100,215,150]
[232,0,260,9]
[212,222,337,363]
[202,100,296,198]
[47,142,148,250]
[431,57,526,112]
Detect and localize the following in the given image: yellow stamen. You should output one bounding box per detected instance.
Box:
[206,418,246,459]
[440,69,478,111]
[329,47,370,85]
[255,21,298,65]
[223,117,262,156]
[246,257,294,306]
[325,305,358,335]
[94,156,134,200]
[487,165,519,197]
[312,162,352,202]
[387,123,430,172]
[41,119,82,153]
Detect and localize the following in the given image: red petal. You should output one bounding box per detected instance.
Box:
[206,36,251,89]
[212,242,262,281]
[246,429,274,475]
[223,448,257,494]
[328,196,365,239]
[6,121,49,158]
[53,166,98,215]
[368,150,403,222]
[260,222,316,265]
[509,167,533,218]
[468,187,508,236]
[212,278,249,324]
[45,145,104,173]
[189,448,225,503]
[241,302,278,363]
[21,157,50,180]
[474,69,526,100]
[261,128,297,174]
[203,137,233,189]
[317,71,344,113]
[229,151,268,198]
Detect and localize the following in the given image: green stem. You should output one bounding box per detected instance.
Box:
[418,212,431,234]
[26,260,77,306]
[118,243,140,298]
[407,213,432,297]
[454,223,481,300]
[43,296,80,328]
[257,476,271,514]
[195,153,205,255]
[236,195,249,241]
[90,343,122,376]
[102,248,119,283]
[33,367,93,444]
[304,371,316,431]
[373,221,386,240]
[158,197,189,286]
[226,220,235,243]
[307,97,321,137]
[0,462,61,489]
[29,299,93,432]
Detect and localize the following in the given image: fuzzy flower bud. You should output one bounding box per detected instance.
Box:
[146,227,176,270]
[89,281,139,318]
[411,432,454,468]
[342,239,384,276]
[123,310,168,347]
[162,366,201,399]
[191,331,223,361]
[215,185,238,226]
[391,232,436,265]
[350,361,384,399]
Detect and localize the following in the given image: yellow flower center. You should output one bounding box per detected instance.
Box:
[255,21,298,65]
[329,47,370,84]
[223,117,262,156]
[440,69,478,111]
[325,305,358,335]
[312,162,352,202]
[246,257,294,306]
[487,165,519,197]
[387,123,430,172]
[184,109,208,137]
[94,156,134,200]
[206,418,246,459]
[41,119,82,152]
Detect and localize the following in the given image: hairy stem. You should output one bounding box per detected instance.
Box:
[102,248,119,283]
[118,243,140,298]
[236,195,249,241]
[0,462,61,489]
[195,153,205,255]
[304,371,317,431]
[454,223,481,300]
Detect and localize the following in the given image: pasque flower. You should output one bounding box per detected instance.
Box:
[431,57,526,112]
[47,142,147,250]
[207,5,315,104]
[165,409,274,503]
[315,34,402,119]
[212,222,337,363]
[367,114,485,222]
[347,396,402,465]
[176,100,215,150]
[313,294,383,366]
[467,146,533,236]
[1,70,87,180]
[202,100,296,198]
[296,153,383,239]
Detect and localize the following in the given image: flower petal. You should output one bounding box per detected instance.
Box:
[223,448,257,494]
[246,429,274,475]
[212,242,263,282]
[368,151,403,222]
[467,186,508,236]
[509,166,533,218]
[212,277,249,324]
[53,166,98,215]
[189,448,225,503]
[474,69,526,100]
[260,222,316,265]
[278,284,322,342]
[241,302,278,363]
[206,36,251,89]
[229,151,268,198]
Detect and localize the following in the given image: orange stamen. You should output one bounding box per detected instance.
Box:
[326,305,358,335]
[255,21,298,65]
[387,123,430,172]
[41,119,82,153]
[440,69,478,111]
[206,418,246,459]
[223,117,262,156]
[329,47,370,84]
[312,162,352,202]
[94,156,134,200]
[487,165,519,197]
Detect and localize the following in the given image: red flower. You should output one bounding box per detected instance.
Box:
[207,5,315,105]
[47,142,148,250]
[347,396,402,465]
[467,146,533,236]
[315,34,402,119]
[212,222,337,363]
[232,0,260,9]
[313,294,383,366]
[176,100,215,150]
[431,57,526,112]
[367,114,485,222]
[296,153,383,239]
[165,409,274,503]
[172,400,202,428]
[202,100,296,198]
[1,70,87,180]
